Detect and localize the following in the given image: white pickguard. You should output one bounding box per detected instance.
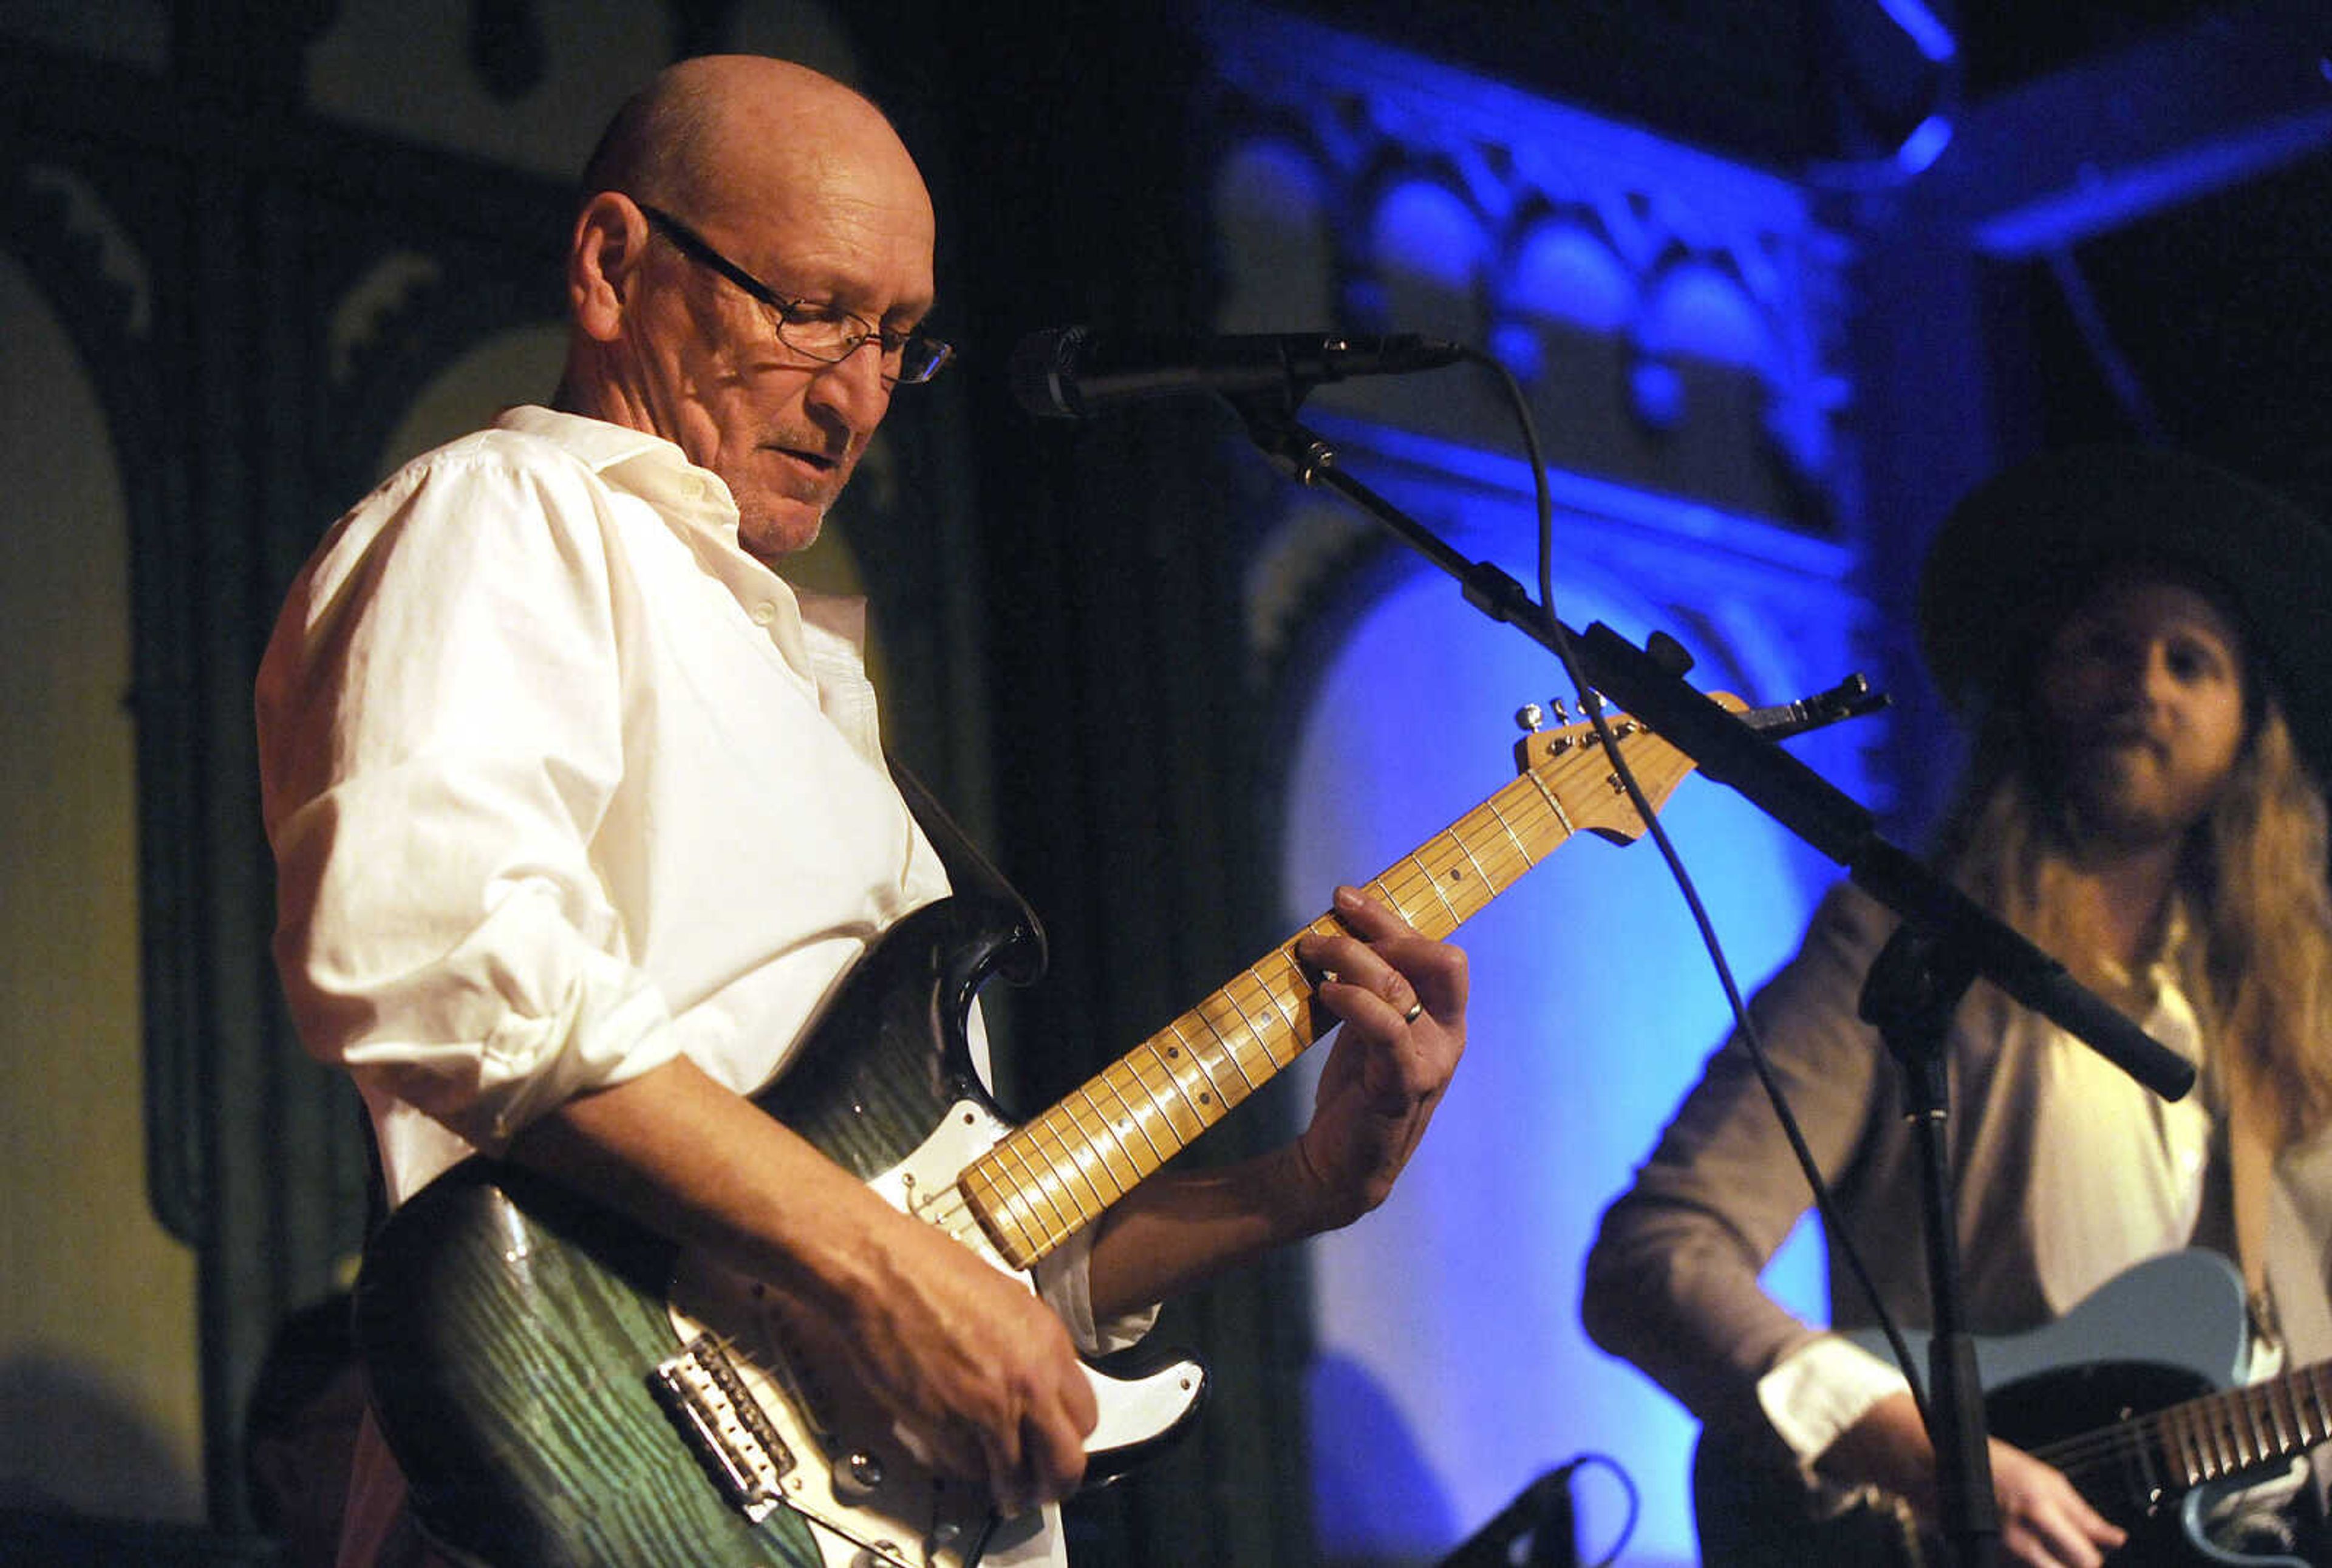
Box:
[667,1097,1205,1568]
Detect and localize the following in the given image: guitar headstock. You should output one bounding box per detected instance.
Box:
[1510,692,1746,844]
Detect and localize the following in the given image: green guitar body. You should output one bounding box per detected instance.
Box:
[353,892,1201,1567]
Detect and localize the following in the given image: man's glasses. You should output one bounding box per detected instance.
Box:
[637,202,953,386]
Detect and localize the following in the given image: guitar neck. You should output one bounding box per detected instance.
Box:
[2050,1358,2332,1499]
[957,725,1630,1272]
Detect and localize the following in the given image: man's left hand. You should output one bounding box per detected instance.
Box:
[1290,885,1468,1230]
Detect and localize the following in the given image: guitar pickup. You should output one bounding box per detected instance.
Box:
[651,1335,796,1522]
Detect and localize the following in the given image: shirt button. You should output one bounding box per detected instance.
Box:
[751,601,777,625]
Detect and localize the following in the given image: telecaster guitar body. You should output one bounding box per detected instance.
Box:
[1695,1250,2330,1568]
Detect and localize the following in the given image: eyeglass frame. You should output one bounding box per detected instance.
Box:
[633,201,954,385]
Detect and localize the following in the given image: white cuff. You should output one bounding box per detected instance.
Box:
[1033,1222,1159,1355]
[1757,1333,1913,1474]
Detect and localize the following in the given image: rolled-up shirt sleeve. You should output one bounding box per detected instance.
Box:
[259,444,680,1154]
[1580,884,1898,1448]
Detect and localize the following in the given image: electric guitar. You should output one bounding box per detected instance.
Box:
[1694,1249,2332,1567]
[355,684,1872,1567]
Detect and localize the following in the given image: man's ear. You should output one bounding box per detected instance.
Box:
[570,192,646,344]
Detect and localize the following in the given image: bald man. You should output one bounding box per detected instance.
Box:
[258,56,1466,1567]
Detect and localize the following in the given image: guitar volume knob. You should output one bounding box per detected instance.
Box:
[833,1449,885,1501]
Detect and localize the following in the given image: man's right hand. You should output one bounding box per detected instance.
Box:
[508,1055,1100,1517]
[1821,1391,2127,1568]
[830,1200,1099,1516]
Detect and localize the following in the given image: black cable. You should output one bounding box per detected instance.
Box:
[1459,346,1934,1431]
[1566,1451,1640,1568]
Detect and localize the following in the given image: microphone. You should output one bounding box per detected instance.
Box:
[1009,326,1465,418]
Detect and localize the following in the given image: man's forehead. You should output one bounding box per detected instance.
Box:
[2055,571,2250,660]
[709,147,934,300]
[2076,570,2240,622]
[706,109,930,220]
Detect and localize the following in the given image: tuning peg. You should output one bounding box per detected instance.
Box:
[1515,703,1545,734]
[1549,698,1570,723]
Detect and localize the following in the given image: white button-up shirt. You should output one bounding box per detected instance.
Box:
[259,405,951,1205]
[260,406,1125,1568]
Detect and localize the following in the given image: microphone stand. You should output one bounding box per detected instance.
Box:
[1225,391,2194,1567]
[1858,922,2000,1568]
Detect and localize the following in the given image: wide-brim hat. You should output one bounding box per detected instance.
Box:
[1917,443,2332,782]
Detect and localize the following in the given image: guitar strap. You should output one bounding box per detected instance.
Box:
[886,751,1051,983]
[2227,1075,2283,1358]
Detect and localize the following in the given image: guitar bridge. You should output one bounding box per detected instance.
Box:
[650,1334,797,1522]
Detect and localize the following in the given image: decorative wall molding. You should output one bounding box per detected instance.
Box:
[1198,2,1858,535]
[1198,4,1881,813]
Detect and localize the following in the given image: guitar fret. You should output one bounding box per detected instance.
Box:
[1405,853,1462,935]
[2263,1379,2294,1456]
[1026,1120,1102,1237]
[1095,1069,1170,1171]
[1187,1009,1260,1092]
[1009,1110,1081,1205]
[991,1135,1077,1258]
[1255,955,1304,1040]
[1481,796,1533,865]
[1365,874,1417,932]
[1145,1040,1216,1133]
[1016,1117,1103,1233]
[1521,769,1576,840]
[2191,1399,2221,1480]
[1063,1088,1141,1195]
[2132,1419,2164,1509]
[960,1150,1029,1258]
[1215,980,1283,1071]
[2192,1400,2220,1482]
[1123,1047,1205,1145]
[2204,1394,2234,1475]
[1081,1074,1154,1183]
[2206,1398,2237,1478]
[1166,1017,1240,1115]
[1446,831,1495,913]
[2167,1402,2202,1487]
[1018,1107,1109,1219]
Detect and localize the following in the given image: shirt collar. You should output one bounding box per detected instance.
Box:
[492,406,874,683]
[496,404,751,560]
[494,404,678,474]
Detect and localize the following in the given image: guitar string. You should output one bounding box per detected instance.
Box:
[956,741,1614,1269]
[2031,1366,2332,1488]
[698,725,1705,1472]
[956,727,1625,1267]
[2034,1384,2272,1479]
